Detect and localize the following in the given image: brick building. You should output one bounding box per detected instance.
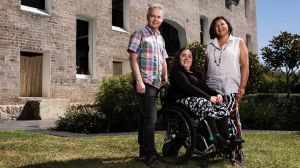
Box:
[0,0,257,119]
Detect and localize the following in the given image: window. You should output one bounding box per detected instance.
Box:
[246,34,252,51]
[232,0,240,5]
[20,51,43,97]
[200,19,204,44]
[112,0,129,32]
[20,51,50,97]
[112,0,123,28]
[76,18,94,76]
[244,0,249,18]
[225,0,232,9]
[20,0,51,15]
[200,16,208,44]
[225,0,240,9]
[113,61,122,76]
[21,0,45,10]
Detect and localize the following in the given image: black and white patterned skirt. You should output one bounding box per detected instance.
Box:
[176,96,230,121]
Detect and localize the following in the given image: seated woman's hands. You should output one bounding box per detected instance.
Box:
[216,94,223,104]
[210,94,223,105]
[210,96,218,104]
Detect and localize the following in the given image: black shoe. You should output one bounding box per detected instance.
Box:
[229,135,245,144]
[162,140,179,157]
[232,160,242,166]
[136,149,147,161]
[162,141,175,156]
[139,150,147,158]
[215,134,226,151]
[146,155,165,168]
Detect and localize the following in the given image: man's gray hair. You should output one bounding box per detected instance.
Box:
[147,3,164,17]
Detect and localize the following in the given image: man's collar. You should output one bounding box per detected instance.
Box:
[145,25,161,36]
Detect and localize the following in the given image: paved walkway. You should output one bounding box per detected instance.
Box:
[0,119,56,131]
[0,119,299,136]
[0,119,137,137]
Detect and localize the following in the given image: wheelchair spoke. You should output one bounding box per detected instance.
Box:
[155,107,196,164]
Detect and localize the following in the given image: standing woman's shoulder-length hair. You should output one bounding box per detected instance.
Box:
[209,16,233,39]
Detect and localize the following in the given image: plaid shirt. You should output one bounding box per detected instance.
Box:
[128,25,168,88]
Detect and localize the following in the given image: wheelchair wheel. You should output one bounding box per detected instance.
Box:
[155,105,196,164]
[200,156,209,168]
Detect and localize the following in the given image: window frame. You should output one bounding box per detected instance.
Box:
[76,17,95,79]
[246,34,252,51]
[113,61,123,76]
[244,0,250,18]
[225,0,240,9]
[20,0,51,16]
[112,0,130,32]
[200,16,208,44]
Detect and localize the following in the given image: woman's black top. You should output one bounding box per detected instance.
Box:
[168,66,219,101]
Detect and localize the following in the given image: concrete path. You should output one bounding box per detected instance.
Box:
[0,119,137,137]
[0,119,299,136]
[0,119,56,131]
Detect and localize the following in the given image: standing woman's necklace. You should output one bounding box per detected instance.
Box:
[213,46,226,67]
[213,37,229,67]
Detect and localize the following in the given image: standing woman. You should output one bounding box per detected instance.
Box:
[205,16,249,166]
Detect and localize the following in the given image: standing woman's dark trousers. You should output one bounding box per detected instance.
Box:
[137,83,159,157]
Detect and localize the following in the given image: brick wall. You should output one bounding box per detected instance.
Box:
[0,0,257,105]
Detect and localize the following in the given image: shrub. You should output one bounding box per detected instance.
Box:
[188,41,207,72]
[55,104,106,134]
[247,52,265,94]
[239,94,300,131]
[94,73,140,132]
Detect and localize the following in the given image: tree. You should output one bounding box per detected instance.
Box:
[261,31,300,98]
[247,52,265,93]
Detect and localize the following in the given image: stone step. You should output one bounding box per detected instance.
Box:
[0,99,68,120]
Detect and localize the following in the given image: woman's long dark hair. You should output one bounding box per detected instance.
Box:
[172,47,198,73]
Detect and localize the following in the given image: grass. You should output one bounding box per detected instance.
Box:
[0,131,299,168]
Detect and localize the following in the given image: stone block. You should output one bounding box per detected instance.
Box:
[39,99,68,119]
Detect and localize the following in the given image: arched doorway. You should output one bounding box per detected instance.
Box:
[159,20,187,56]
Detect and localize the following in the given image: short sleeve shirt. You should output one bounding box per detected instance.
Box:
[128,25,168,88]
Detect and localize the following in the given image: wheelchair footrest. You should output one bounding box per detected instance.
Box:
[204,144,216,155]
[229,135,245,145]
[232,138,245,144]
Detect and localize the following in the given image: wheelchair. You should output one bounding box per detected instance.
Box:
[154,87,244,167]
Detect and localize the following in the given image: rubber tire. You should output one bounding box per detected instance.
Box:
[155,104,196,164]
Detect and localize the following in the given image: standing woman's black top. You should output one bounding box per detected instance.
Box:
[168,66,220,101]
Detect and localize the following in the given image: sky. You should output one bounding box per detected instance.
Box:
[256,0,300,57]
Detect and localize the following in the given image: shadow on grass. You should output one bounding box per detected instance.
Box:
[19,157,147,168]
[17,156,228,168]
[18,154,231,168]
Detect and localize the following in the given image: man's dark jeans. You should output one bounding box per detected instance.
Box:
[137,83,159,157]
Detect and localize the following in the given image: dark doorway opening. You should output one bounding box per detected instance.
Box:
[159,22,180,56]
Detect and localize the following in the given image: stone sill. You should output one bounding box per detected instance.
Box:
[76,74,91,79]
[112,26,129,34]
[20,5,50,16]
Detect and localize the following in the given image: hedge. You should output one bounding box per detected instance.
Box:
[239,94,300,131]
[55,73,300,133]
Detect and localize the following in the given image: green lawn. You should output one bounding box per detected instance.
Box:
[0,131,299,168]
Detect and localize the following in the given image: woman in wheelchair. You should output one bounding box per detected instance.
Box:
[154,47,245,167]
[168,47,231,147]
